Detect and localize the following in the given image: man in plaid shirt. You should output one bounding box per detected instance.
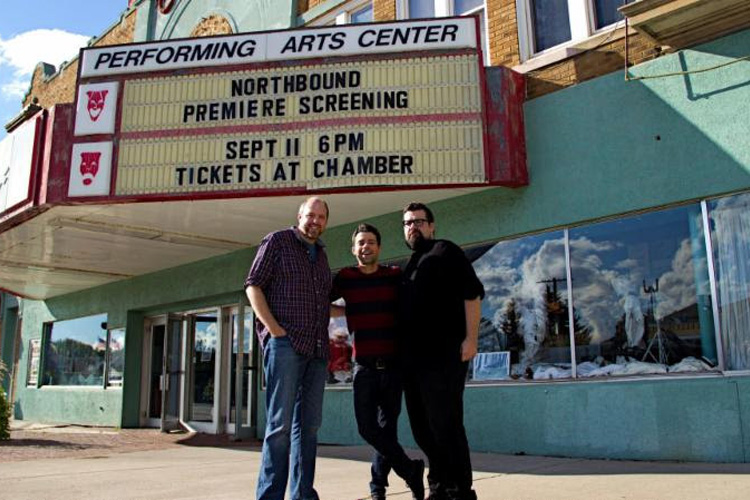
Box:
[245,197,332,500]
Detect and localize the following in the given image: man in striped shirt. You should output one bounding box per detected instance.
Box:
[331,223,425,500]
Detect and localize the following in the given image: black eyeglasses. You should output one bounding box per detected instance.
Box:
[402,218,428,228]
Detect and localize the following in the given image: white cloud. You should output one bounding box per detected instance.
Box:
[0,29,89,99]
[476,231,707,349]
[1,79,29,98]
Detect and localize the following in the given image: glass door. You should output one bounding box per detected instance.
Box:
[145,322,165,427]
[161,316,184,432]
[186,311,219,432]
[227,302,258,438]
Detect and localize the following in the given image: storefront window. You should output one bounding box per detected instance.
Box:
[107,328,125,387]
[42,314,108,386]
[327,301,353,385]
[471,230,571,381]
[570,205,717,377]
[709,192,750,370]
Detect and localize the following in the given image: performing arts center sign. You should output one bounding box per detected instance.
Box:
[69,17,525,200]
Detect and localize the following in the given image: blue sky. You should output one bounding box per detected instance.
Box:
[0,1,128,140]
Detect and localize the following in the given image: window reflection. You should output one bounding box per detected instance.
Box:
[191,314,217,422]
[43,314,108,386]
[471,231,571,380]
[594,0,634,30]
[107,328,125,387]
[709,192,750,370]
[351,4,373,23]
[531,0,571,52]
[230,312,253,424]
[570,205,716,376]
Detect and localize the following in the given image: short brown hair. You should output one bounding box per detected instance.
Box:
[351,223,381,246]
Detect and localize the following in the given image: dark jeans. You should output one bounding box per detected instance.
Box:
[353,363,415,495]
[403,360,473,498]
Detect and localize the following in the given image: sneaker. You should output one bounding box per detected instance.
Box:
[407,459,425,500]
[371,492,386,500]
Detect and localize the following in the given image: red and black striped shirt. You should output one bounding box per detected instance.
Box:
[331,265,402,366]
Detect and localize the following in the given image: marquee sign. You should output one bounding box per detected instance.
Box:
[69,17,520,200]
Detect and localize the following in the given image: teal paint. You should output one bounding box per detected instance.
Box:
[462,378,744,462]
[17,388,123,427]
[1,295,18,394]
[734,378,750,462]
[155,0,297,39]
[121,310,145,428]
[133,0,158,42]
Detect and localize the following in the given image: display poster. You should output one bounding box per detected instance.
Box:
[27,338,41,387]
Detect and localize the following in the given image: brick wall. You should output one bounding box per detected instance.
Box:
[22,10,136,110]
[21,2,663,112]
[526,32,660,99]
[487,0,520,67]
[307,0,327,11]
[374,0,395,21]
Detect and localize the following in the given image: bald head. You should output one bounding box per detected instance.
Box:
[297,197,329,243]
[299,197,329,218]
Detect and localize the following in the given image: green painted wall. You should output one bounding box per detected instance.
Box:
[140,0,297,40]
[317,377,749,464]
[13,28,750,460]
[1,294,18,394]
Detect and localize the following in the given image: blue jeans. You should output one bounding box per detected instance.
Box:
[256,336,327,500]
[353,364,415,496]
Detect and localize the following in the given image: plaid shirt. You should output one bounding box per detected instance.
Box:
[245,227,332,359]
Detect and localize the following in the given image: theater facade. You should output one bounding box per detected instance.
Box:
[2,0,750,463]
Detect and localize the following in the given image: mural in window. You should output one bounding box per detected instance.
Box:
[471,231,572,380]
[328,300,353,385]
[709,192,750,370]
[43,314,108,386]
[569,204,717,377]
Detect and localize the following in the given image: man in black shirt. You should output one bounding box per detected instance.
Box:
[399,202,484,500]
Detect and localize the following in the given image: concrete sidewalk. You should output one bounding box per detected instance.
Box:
[1,426,749,499]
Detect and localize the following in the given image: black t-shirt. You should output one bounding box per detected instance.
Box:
[400,239,485,365]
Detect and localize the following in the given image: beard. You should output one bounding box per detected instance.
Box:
[300,223,323,241]
[406,230,428,250]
